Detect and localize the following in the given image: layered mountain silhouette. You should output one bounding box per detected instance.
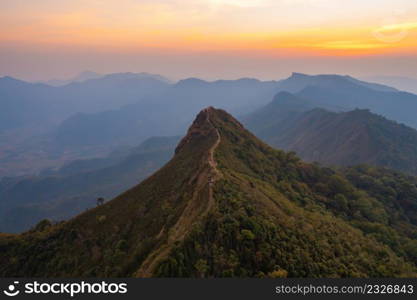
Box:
[362,75,417,95]
[53,77,279,148]
[39,71,103,87]
[277,72,398,93]
[0,73,173,178]
[0,136,179,233]
[3,72,417,179]
[0,73,171,133]
[39,71,170,87]
[1,108,417,277]
[290,74,417,129]
[51,72,417,151]
[245,92,417,175]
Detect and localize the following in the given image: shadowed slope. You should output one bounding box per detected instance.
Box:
[245,95,417,175]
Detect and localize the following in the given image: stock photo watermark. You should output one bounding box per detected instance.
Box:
[2,281,128,298]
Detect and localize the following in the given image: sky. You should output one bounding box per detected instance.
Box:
[1,0,417,81]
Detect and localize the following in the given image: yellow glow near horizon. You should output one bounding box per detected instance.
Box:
[1,0,417,56]
[209,0,269,7]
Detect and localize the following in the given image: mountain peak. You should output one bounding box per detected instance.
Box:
[1,107,417,277]
[0,76,27,85]
[175,107,214,153]
[290,72,309,78]
[175,78,208,87]
[174,106,245,156]
[284,72,397,93]
[266,91,314,112]
[272,91,301,102]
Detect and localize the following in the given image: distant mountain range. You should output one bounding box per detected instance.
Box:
[0,72,172,132]
[39,71,103,87]
[52,77,280,148]
[1,71,417,191]
[277,72,398,93]
[0,72,174,177]
[50,72,417,151]
[3,71,414,137]
[362,75,417,95]
[0,136,179,233]
[38,71,173,87]
[275,73,417,129]
[1,108,416,277]
[244,91,417,175]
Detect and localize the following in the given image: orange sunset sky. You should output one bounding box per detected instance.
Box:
[1,0,417,81]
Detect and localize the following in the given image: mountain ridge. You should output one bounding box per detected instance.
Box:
[1,107,417,277]
[245,93,417,175]
[136,107,222,276]
[4,71,416,180]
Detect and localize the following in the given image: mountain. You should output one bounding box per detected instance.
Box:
[0,77,54,131]
[51,72,417,153]
[53,101,171,147]
[41,71,172,87]
[285,73,417,130]
[242,91,317,134]
[362,75,417,95]
[277,72,398,93]
[53,72,172,113]
[0,73,173,178]
[1,108,417,277]
[5,72,416,180]
[0,72,171,133]
[245,92,417,175]
[0,74,279,176]
[52,77,280,148]
[41,71,103,87]
[0,136,179,233]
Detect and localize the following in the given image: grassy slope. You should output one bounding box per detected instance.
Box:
[1,108,416,277]
[155,109,417,277]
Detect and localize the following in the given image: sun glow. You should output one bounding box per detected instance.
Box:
[0,0,416,56]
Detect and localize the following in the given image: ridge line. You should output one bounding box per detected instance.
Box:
[135,110,222,277]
